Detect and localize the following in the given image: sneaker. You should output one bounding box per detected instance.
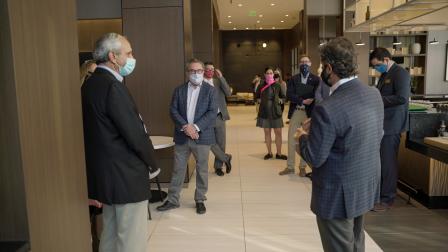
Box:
[156,201,179,212]
[279,168,294,175]
[372,202,392,212]
[276,154,287,160]
[149,167,161,179]
[264,153,273,160]
[298,168,307,177]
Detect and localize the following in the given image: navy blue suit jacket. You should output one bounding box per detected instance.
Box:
[170,81,217,145]
[298,79,384,219]
[377,63,411,135]
[287,72,320,118]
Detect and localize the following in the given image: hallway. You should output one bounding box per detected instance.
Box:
[147,106,382,252]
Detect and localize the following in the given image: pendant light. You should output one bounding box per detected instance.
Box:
[355,32,365,46]
[429,37,439,45]
[392,36,402,45]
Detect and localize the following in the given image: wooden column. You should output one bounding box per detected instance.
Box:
[0,0,91,251]
[122,0,194,183]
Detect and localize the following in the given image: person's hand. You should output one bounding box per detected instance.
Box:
[215,69,223,78]
[301,118,311,133]
[294,127,308,140]
[303,98,314,105]
[183,124,199,139]
[89,199,102,208]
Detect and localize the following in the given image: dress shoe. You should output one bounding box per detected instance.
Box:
[298,168,307,177]
[372,202,392,212]
[279,168,294,175]
[156,201,179,212]
[225,154,232,174]
[276,154,287,160]
[264,153,273,160]
[215,169,224,176]
[196,202,206,214]
[149,167,161,179]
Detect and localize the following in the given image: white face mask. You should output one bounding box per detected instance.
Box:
[189,73,204,85]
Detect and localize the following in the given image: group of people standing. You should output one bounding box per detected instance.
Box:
[80,32,410,252]
[81,33,234,251]
[253,38,410,251]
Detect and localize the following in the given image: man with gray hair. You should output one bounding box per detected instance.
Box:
[82,33,158,252]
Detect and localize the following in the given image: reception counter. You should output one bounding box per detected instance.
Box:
[398,111,448,208]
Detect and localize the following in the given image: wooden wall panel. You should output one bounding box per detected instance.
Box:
[123,0,192,137]
[78,19,122,52]
[192,0,213,62]
[0,0,29,242]
[3,0,91,250]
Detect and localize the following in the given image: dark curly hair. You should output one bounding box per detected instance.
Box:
[319,37,358,79]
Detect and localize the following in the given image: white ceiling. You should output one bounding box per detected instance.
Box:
[214,0,304,30]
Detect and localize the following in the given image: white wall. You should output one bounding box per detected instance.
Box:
[425,31,448,95]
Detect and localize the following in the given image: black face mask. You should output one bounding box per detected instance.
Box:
[320,66,332,87]
[273,73,280,80]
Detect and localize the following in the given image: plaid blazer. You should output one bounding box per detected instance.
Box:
[298,78,384,219]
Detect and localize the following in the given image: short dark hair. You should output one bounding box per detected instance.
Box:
[369,47,391,62]
[319,37,358,79]
[204,62,214,67]
[264,66,274,73]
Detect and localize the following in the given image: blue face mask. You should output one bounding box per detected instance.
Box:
[119,58,136,76]
[300,64,310,76]
[374,64,387,74]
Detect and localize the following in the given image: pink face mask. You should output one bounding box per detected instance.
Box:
[265,73,275,85]
[204,70,214,79]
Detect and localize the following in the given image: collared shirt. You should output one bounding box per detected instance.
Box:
[204,78,221,114]
[187,81,202,128]
[97,64,123,82]
[301,73,310,85]
[329,76,357,96]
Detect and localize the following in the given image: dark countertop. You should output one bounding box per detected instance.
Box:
[406,111,448,163]
[406,137,448,164]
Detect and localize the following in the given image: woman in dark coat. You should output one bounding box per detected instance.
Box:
[256,67,287,160]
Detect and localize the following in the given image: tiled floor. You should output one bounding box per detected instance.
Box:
[365,192,448,252]
[147,105,382,252]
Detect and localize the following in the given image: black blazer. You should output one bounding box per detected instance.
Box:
[287,72,320,118]
[377,63,411,135]
[255,81,285,120]
[81,67,158,205]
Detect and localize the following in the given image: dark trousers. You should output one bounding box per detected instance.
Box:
[380,134,401,204]
[316,215,365,252]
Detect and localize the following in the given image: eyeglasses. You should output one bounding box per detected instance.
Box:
[205,69,215,72]
[188,69,204,74]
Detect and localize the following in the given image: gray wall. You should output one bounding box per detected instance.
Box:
[76,0,122,19]
[222,30,284,93]
[425,31,448,95]
[344,32,370,85]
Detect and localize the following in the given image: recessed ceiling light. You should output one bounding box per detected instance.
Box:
[259,27,263,30]
[259,14,263,18]
[285,14,289,17]
[227,15,231,18]
[257,20,260,23]
[280,20,284,23]
[233,27,237,30]
[246,27,249,30]
[238,3,243,7]
[270,3,275,6]
[272,26,276,29]
[228,21,232,24]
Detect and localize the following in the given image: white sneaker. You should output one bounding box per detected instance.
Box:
[149,168,161,179]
